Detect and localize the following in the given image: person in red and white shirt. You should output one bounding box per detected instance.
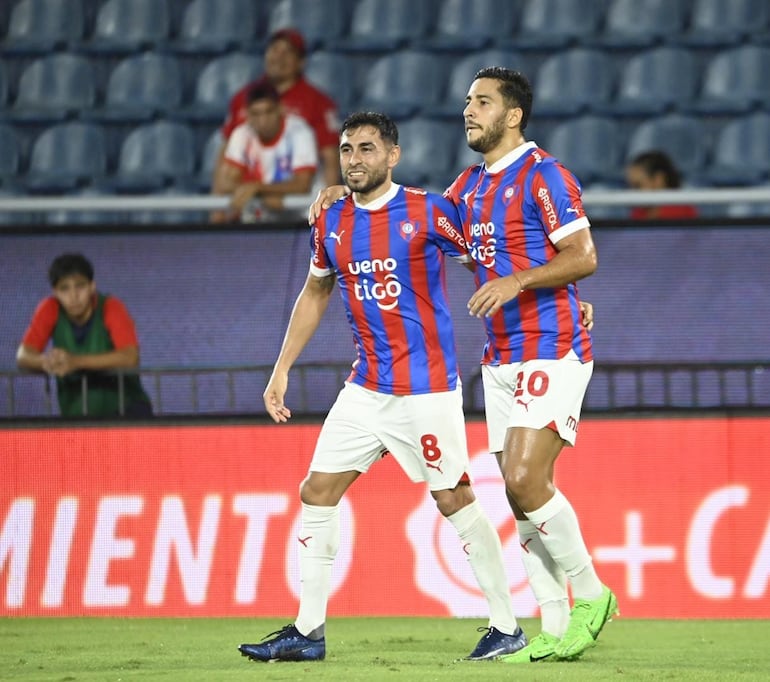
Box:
[216,78,319,222]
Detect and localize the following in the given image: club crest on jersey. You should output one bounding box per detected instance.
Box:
[502,185,519,205]
[399,220,420,242]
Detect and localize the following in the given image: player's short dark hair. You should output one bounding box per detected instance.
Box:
[473,67,533,131]
[628,150,683,189]
[341,112,399,146]
[49,253,94,287]
[246,78,280,106]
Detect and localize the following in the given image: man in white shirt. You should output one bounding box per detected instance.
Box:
[216,78,319,221]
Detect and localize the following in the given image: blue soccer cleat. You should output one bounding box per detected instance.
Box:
[464,626,528,661]
[239,624,326,662]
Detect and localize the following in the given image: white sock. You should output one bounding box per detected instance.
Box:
[524,489,603,601]
[447,501,518,635]
[294,502,339,638]
[517,519,570,638]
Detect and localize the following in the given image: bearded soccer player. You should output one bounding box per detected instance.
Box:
[238,112,526,663]
[446,67,617,663]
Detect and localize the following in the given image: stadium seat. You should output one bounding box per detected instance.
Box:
[602,47,698,116]
[4,0,84,55]
[92,52,183,123]
[173,0,259,54]
[624,115,709,180]
[0,125,21,183]
[268,0,348,51]
[25,122,107,192]
[180,52,263,123]
[431,49,527,119]
[197,127,222,191]
[44,188,126,225]
[501,0,603,50]
[304,51,356,115]
[544,116,624,185]
[82,0,170,54]
[533,49,615,117]
[357,51,447,120]
[10,53,96,124]
[677,0,769,48]
[708,113,770,185]
[130,187,208,225]
[692,46,770,114]
[340,0,433,52]
[392,118,455,188]
[420,0,518,52]
[113,120,197,191]
[0,61,8,109]
[597,0,688,48]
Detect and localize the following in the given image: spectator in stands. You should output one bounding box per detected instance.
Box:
[211,28,340,221]
[215,78,319,222]
[625,150,698,220]
[16,253,153,418]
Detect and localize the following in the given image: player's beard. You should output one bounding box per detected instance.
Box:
[467,112,507,153]
[345,165,389,195]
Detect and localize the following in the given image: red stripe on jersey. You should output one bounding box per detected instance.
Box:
[374,202,412,392]
[404,189,450,392]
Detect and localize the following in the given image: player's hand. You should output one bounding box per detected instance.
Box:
[467,275,524,318]
[307,185,349,224]
[580,300,594,331]
[263,372,291,423]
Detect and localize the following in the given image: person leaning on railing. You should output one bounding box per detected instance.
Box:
[15,253,153,418]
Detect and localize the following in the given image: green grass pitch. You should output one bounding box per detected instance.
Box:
[1,617,768,681]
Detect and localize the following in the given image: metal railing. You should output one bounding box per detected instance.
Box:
[1,361,768,419]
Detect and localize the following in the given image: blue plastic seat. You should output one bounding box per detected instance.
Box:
[82,0,170,54]
[25,122,107,192]
[420,0,518,52]
[693,46,770,114]
[534,49,615,117]
[112,121,196,191]
[93,52,183,123]
[0,125,21,183]
[10,53,96,124]
[625,115,709,180]
[598,0,688,48]
[357,51,447,120]
[544,116,624,185]
[340,0,433,52]
[708,113,770,185]
[0,61,8,110]
[503,0,603,50]
[392,118,455,188]
[180,52,263,123]
[604,47,698,116]
[268,0,348,50]
[197,127,223,191]
[4,0,84,55]
[173,0,259,54]
[304,51,356,115]
[678,0,769,48]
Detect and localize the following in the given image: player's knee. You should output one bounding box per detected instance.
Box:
[432,482,474,517]
[503,464,539,504]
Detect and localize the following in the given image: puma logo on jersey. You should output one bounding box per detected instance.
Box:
[516,398,533,412]
[327,230,345,245]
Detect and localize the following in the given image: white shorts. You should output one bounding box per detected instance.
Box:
[482,349,593,452]
[311,382,472,491]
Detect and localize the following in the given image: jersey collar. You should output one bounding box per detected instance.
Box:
[352,182,400,211]
[485,141,538,174]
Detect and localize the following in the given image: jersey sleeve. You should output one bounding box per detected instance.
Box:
[223,124,250,171]
[20,297,59,351]
[309,217,333,277]
[429,194,471,262]
[103,297,139,349]
[530,160,591,244]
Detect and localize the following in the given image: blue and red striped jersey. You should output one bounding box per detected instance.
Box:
[445,141,594,365]
[311,183,470,395]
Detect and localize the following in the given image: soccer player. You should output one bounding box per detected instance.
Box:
[451,67,616,663]
[309,67,616,663]
[238,112,527,663]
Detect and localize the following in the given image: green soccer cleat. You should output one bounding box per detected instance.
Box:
[499,632,560,663]
[555,585,618,660]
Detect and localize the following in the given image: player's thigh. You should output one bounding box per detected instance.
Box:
[381,385,471,491]
[311,383,389,475]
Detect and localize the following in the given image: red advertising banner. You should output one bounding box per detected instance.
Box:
[2,417,769,618]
